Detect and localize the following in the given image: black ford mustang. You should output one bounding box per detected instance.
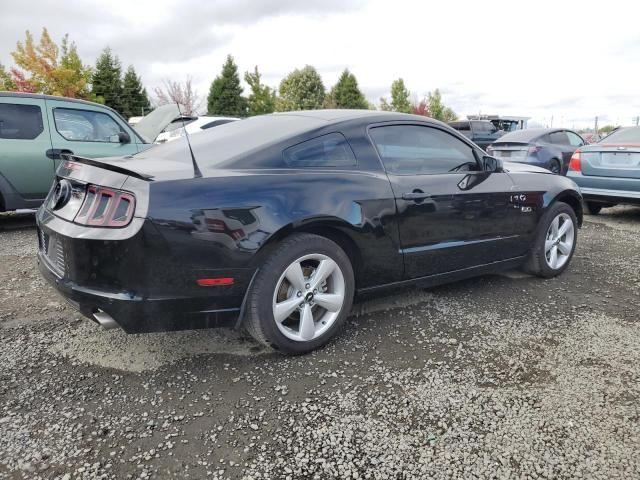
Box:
[37,110,582,353]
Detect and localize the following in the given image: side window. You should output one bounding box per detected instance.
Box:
[369,125,479,175]
[53,108,125,142]
[284,133,356,168]
[452,122,471,132]
[0,103,44,140]
[549,131,570,145]
[474,122,497,134]
[566,131,584,146]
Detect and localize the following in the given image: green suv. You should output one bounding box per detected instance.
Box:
[0,92,177,212]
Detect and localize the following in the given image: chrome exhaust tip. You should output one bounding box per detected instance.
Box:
[93,310,119,330]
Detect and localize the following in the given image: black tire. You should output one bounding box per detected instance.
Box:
[548,159,562,175]
[244,233,355,354]
[586,202,602,215]
[522,202,578,278]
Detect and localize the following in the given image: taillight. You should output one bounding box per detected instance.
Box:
[74,185,136,227]
[569,150,581,172]
[528,145,541,154]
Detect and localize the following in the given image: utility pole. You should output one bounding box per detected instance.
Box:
[594,116,598,135]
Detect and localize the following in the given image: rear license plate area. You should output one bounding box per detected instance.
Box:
[39,228,66,277]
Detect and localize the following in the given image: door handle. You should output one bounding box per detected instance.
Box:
[402,191,431,201]
[46,149,74,160]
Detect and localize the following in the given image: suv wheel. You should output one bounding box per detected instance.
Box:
[244,233,355,354]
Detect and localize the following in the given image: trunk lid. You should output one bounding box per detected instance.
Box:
[489,142,531,161]
[579,144,640,179]
[133,104,181,143]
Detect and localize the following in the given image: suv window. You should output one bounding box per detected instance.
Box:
[549,131,570,145]
[369,125,478,175]
[53,108,124,142]
[0,104,44,140]
[284,133,356,168]
[472,121,497,134]
[566,131,584,146]
[449,121,471,132]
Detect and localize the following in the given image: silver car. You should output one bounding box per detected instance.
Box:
[567,126,640,214]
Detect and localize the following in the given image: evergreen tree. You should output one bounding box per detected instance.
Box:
[390,78,411,113]
[91,48,123,111]
[121,66,151,118]
[207,55,246,116]
[277,65,325,111]
[244,66,275,115]
[325,69,368,109]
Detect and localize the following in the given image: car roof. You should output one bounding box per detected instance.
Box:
[0,91,108,109]
[496,128,570,142]
[272,109,438,124]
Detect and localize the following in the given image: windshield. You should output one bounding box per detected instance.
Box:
[599,127,640,145]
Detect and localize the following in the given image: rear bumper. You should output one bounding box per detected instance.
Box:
[579,187,640,205]
[567,172,640,205]
[38,255,241,332]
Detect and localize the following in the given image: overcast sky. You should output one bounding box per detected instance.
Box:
[2,0,639,128]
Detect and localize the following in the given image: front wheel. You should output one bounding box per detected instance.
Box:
[522,202,578,278]
[244,233,355,354]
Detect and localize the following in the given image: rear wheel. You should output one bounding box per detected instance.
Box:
[522,202,577,278]
[244,233,355,354]
[548,159,562,175]
[586,202,602,215]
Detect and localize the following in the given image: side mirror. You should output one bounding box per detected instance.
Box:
[118,131,131,144]
[483,155,504,173]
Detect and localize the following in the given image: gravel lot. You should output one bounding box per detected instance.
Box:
[1,207,639,479]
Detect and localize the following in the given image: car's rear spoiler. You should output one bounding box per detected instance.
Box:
[63,154,154,181]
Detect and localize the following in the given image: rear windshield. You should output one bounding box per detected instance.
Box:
[136,114,326,167]
[600,127,640,145]
[495,129,550,143]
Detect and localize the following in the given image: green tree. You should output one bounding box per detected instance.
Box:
[0,63,16,91]
[207,54,246,116]
[11,28,93,98]
[244,66,275,115]
[324,69,368,109]
[277,65,325,111]
[121,65,151,118]
[390,78,411,113]
[427,88,456,122]
[91,48,123,112]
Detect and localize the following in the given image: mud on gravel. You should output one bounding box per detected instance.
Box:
[0,207,639,479]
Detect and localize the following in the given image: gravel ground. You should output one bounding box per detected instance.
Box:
[0,207,639,479]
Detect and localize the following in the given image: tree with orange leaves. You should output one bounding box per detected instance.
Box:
[10,28,94,99]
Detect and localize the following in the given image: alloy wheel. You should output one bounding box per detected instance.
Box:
[544,213,575,270]
[272,253,346,342]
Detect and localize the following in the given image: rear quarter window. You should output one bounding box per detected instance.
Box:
[0,103,44,140]
[283,133,357,168]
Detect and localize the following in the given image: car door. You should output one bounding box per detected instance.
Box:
[368,123,521,279]
[45,99,142,168]
[0,97,54,202]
